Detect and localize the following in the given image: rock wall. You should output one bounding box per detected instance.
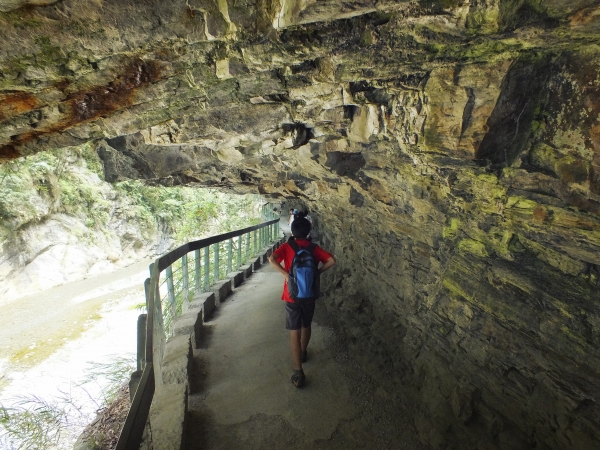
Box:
[1,0,599,448]
[299,50,600,449]
[0,149,172,302]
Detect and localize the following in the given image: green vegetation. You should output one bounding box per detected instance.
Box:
[0,143,264,246]
[113,180,262,243]
[0,144,267,449]
[0,395,69,450]
[0,355,135,450]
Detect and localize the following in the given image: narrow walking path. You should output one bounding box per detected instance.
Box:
[185,261,425,449]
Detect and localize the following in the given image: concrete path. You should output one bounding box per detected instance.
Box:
[185,255,425,449]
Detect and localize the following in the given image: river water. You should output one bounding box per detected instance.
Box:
[0,259,152,449]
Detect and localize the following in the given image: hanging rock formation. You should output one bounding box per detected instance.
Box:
[1,0,600,448]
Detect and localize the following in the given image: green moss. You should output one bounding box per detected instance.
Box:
[476,173,498,184]
[58,174,111,229]
[2,10,43,28]
[77,144,104,180]
[530,145,591,183]
[498,0,550,32]
[506,196,537,210]
[485,229,515,260]
[0,160,41,226]
[443,277,472,301]
[1,55,34,77]
[465,8,500,35]
[359,30,374,46]
[0,35,67,82]
[418,0,460,10]
[33,35,67,67]
[530,144,555,170]
[460,39,519,61]
[443,217,460,238]
[458,239,488,257]
[507,233,526,253]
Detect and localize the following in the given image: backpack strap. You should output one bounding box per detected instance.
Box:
[289,240,315,254]
[289,240,300,254]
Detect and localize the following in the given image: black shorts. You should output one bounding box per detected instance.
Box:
[285,301,316,330]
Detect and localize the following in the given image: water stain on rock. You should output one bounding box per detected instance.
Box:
[0,92,39,122]
[0,58,161,162]
[69,59,160,122]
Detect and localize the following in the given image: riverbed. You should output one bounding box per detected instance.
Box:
[0,259,152,449]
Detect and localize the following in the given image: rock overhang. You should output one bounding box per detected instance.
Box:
[2,1,600,449]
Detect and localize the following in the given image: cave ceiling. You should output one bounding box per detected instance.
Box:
[0,0,599,201]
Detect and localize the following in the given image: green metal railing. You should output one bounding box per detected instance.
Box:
[116,213,281,450]
[157,221,279,337]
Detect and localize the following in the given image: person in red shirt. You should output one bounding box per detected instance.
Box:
[268,217,336,388]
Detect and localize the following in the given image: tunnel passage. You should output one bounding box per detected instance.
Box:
[1,0,600,449]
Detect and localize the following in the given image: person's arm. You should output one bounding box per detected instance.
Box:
[319,256,336,273]
[268,253,289,282]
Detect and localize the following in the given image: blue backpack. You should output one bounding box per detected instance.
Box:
[288,241,320,303]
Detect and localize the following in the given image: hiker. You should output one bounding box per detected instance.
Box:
[288,208,295,226]
[268,217,336,388]
[303,210,313,239]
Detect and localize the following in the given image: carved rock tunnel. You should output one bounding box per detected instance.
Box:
[1,0,600,448]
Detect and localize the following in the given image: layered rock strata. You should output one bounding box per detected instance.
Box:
[1,0,600,448]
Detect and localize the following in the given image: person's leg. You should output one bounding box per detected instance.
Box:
[290,329,303,370]
[300,326,311,362]
[286,302,305,387]
[300,326,311,351]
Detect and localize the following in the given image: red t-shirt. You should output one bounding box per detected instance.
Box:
[272,239,333,302]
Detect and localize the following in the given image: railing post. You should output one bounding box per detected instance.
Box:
[194,249,201,293]
[143,276,152,365]
[237,235,242,269]
[246,231,251,260]
[136,314,147,371]
[227,238,233,274]
[253,229,257,254]
[203,246,209,291]
[213,243,220,282]
[166,265,176,319]
[182,254,189,312]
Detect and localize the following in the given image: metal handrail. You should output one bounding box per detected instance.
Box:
[116,216,281,450]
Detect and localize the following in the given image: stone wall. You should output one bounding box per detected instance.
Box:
[297,50,600,449]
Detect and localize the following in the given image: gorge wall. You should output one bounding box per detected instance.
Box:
[1,0,599,448]
[0,147,174,301]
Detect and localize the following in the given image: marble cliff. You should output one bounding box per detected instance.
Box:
[1,0,599,448]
